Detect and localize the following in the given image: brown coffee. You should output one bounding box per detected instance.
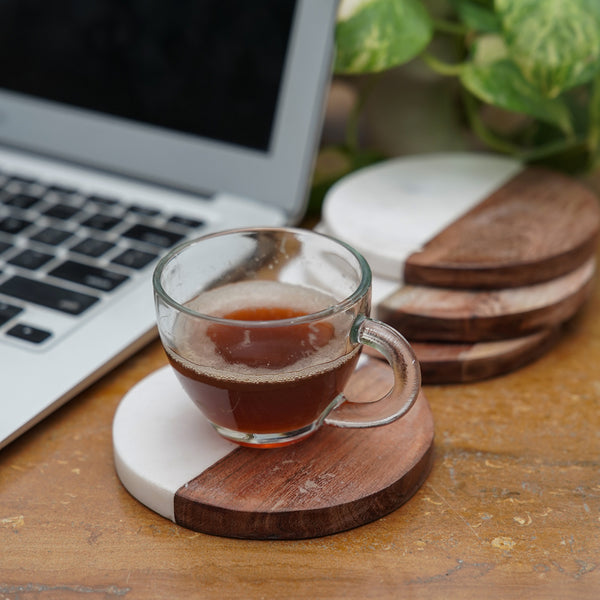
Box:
[206,305,336,368]
[164,281,361,442]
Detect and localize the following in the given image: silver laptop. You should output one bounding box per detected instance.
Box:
[0,0,338,449]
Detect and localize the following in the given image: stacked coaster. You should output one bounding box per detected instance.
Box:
[376,166,600,383]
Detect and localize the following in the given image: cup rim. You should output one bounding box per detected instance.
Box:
[152,226,372,327]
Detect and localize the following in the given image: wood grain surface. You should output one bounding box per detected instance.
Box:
[403,167,600,289]
[378,257,595,342]
[1,240,600,599]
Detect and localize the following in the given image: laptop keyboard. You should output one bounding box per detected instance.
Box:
[0,170,206,348]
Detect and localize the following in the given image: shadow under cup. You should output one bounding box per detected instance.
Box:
[153,227,420,448]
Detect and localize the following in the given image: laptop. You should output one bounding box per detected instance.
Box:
[0,0,338,449]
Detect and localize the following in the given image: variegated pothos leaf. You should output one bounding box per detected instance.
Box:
[460,56,573,134]
[496,0,600,98]
[334,0,433,74]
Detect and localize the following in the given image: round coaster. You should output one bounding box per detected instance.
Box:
[377,258,596,342]
[320,152,522,279]
[113,357,434,540]
[411,328,560,384]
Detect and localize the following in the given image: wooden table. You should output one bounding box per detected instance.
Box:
[2,252,600,600]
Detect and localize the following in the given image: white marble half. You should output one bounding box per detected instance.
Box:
[112,366,235,522]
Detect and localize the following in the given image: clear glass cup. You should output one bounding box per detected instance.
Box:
[153,227,421,448]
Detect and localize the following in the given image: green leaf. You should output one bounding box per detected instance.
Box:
[335,0,433,74]
[496,0,600,98]
[470,34,508,65]
[449,0,500,34]
[460,58,573,134]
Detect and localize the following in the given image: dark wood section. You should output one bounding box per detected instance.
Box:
[412,329,560,383]
[365,328,560,384]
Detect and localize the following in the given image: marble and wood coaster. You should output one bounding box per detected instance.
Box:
[113,356,434,540]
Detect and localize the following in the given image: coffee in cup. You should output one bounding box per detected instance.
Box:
[153,227,420,448]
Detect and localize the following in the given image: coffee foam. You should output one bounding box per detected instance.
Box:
[169,280,357,382]
[187,280,336,316]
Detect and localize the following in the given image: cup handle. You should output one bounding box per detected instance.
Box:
[324,316,421,428]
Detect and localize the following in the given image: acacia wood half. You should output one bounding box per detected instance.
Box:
[403,167,600,289]
[412,329,559,383]
[364,328,559,384]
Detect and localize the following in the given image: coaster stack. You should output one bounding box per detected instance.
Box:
[375,167,600,384]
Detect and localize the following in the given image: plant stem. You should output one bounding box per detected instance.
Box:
[345,74,381,154]
[432,18,468,36]
[588,73,600,171]
[421,51,465,77]
[518,137,586,162]
[463,90,585,162]
[462,91,519,154]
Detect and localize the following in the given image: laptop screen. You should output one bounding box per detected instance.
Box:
[0,0,295,153]
[0,1,337,220]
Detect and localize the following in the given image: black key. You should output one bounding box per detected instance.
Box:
[44,203,81,220]
[6,175,36,187]
[4,192,41,210]
[46,184,77,195]
[0,301,23,326]
[30,226,73,246]
[122,224,184,248]
[128,205,161,217]
[7,323,52,344]
[87,194,119,207]
[82,213,121,231]
[70,237,115,258]
[0,216,33,234]
[8,249,54,270]
[168,215,205,229]
[49,260,129,292]
[0,276,98,315]
[0,240,12,255]
[112,248,157,270]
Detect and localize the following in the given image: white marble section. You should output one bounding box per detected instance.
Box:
[113,366,235,522]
